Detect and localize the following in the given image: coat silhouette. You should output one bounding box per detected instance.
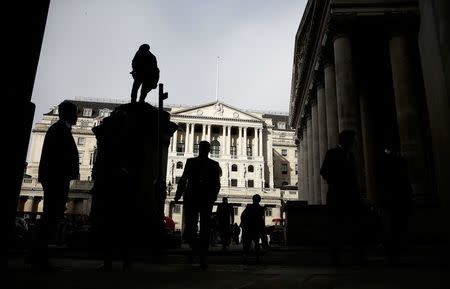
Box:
[31,101,79,270]
[175,141,221,267]
[240,194,265,263]
[216,197,234,250]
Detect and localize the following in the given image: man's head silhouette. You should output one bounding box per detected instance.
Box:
[139,43,150,51]
[252,194,261,204]
[338,130,356,150]
[198,141,211,158]
[59,101,78,125]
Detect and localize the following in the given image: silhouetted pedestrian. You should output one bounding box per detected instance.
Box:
[30,101,79,271]
[379,147,412,265]
[240,194,265,264]
[232,222,241,244]
[216,197,234,251]
[130,43,160,103]
[175,141,222,268]
[320,130,364,266]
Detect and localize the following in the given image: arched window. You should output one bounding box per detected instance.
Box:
[211,140,220,157]
[248,165,254,172]
[176,161,183,169]
[231,164,238,172]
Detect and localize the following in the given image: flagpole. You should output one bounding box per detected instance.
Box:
[215,56,220,102]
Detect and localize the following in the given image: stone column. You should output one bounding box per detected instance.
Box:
[185,123,190,153]
[243,127,247,157]
[302,126,309,201]
[297,132,304,199]
[201,124,206,141]
[317,83,328,204]
[324,59,339,148]
[24,197,33,212]
[190,124,195,153]
[307,114,314,204]
[389,33,430,197]
[311,98,321,204]
[172,128,178,153]
[238,126,243,156]
[227,126,231,156]
[222,126,226,156]
[259,128,263,157]
[207,124,212,142]
[334,34,365,194]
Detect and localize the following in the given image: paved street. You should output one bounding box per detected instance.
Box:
[8,245,449,289]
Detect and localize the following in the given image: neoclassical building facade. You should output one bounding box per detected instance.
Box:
[290,0,441,206]
[20,100,299,229]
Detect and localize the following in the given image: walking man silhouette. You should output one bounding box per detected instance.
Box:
[30,101,79,270]
[216,197,234,251]
[174,141,222,268]
[320,130,364,266]
[130,43,160,103]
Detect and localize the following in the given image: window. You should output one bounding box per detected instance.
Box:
[89,152,95,165]
[265,208,272,217]
[295,164,298,175]
[231,179,238,187]
[177,142,185,154]
[247,180,254,188]
[295,150,298,157]
[231,164,238,172]
[277,122,286,129]
[78,151,84,164]
[176,161,183,169]
[211,140,220,157]
[282,181,289,187]
[175,176,181,184]
[193,143,199,155]
[281,149,288,157]
[99,109,110,117]
[23,179,32,184]
[53,107,59,115]
[77,137,85,146]
[83,108,92,117]
[230,145,237,158]
[233,207,239,216]
[248,165,254,173]
[247,146,252,156]
[173,204,181,214]
[281,163,288,175]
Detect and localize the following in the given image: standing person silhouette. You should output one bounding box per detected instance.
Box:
[216,197,234,251]
[379,147,412,265]
[174,141,222,268]
[30,101,79,270]
[130,43,160,103]
[320,130,364,266]
[240,194,265,264]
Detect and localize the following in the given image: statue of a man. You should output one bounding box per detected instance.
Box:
[130,44,160,103]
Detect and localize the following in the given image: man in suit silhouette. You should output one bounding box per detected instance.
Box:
[130,43,160,103]
[175,141,221,267]
[216,197,234,251]
[30,101,79,270]
[320,130,364,266]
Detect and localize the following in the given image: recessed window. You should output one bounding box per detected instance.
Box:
[177,143,185,153]
[248,165,254,173]
[176,161,183,169]
[173,204,181,214]
[277,122,286,129]
[233,207,239,216]
[175,176,181,184]
[295,164,298,175]
[265,208,272,217]
[231,164,238,172]
[78,151,84,164]
[83,108,92,117]
[231,179,238,187]
[77,137,85,146]
[281,163,288,175]
[247,180,254,188]
[281,149,288,157]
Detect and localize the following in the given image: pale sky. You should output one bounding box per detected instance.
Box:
[31,0,306,124]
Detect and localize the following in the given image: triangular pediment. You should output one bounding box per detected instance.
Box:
[171,101,263,122]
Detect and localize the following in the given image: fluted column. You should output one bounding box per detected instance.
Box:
[317,83,328,204]
[238,126,243,156]
[311,98,321,204]
[172,128,178,152]
[324,59,339,148]
[389,33,430,197]
[243,127,247,157]
[334,34,365,194]
[207,124,212,142]
[189,124,195,153]
[201,124,206,141]
[307,114,314,204]
[222,126,226,156]
[227,126,231,156]
[185,123,190,153]
[259,128,263,157]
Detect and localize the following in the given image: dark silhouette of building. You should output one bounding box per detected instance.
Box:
[175,141,222,268]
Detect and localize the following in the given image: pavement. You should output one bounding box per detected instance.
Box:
[8,245,450,289]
